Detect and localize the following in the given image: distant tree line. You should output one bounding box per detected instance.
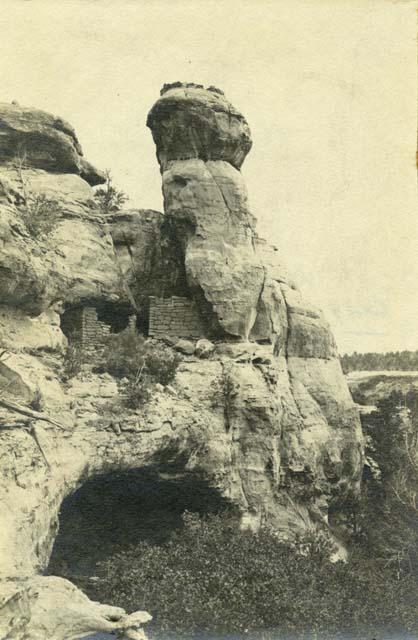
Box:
[340,350,418,373]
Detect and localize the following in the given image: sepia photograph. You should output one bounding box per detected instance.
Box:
[0,1,417,639]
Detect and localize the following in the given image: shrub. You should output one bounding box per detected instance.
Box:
[140,340,181,386]
[102,329,147,379]
[101,329,180,408]
[20,192,61,238]
[62,343,83,380]
[120,374,152,409]
[29,386,43,411]
[103,329,179,383]
[211,363,239,430]
[96,512,418,638]
[13,149,61,238]
[94,169,128,214]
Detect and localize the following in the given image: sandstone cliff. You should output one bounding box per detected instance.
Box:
[0,89,363,639]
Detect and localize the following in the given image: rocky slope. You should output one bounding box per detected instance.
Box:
[0,88,363,639]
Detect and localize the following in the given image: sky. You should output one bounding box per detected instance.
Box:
[0,0,416,354]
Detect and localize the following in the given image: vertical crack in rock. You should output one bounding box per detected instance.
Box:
[280,282,293,360]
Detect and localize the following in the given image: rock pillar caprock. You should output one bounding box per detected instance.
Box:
[147,83,269,340]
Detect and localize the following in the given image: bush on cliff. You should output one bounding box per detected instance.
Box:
[101,329,180,407]
[14,150,61,238]
[19,192,61,238]
[94,169,128,214]
[96,511,418,638]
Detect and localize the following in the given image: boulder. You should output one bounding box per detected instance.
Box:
[195,338,214,358]
[0,306,67,353]
[0,576,151,640]
[174,338,195,355]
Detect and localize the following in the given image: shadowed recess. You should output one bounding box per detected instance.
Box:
[47,467,232,578]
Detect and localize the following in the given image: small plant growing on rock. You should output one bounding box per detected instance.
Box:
[13,149,61,238]
[62,343,83,380]
[211,363,239,430]
[120,374,152,410]
[20,193,61,238]
[29,386,43,412]
[94,169,128,215]
[101,328,180,408]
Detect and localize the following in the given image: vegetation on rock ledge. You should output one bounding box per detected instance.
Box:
[94,169,128,215]
[14,150,61,238]
[101,328,180,408]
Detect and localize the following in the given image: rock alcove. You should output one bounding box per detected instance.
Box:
[47,466,234,582]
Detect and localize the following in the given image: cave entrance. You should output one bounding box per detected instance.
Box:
[47,467,233,580]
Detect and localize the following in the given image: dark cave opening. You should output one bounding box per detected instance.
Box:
[47,467,232,579]
[95,301,135,334]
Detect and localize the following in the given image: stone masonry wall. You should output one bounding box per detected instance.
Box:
[148,296,207,339]
[62,306,136,350]
[80,307,111,349]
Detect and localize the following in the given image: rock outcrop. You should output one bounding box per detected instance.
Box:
[0,89,363,638]
[0,576,151,640]
[0,102,105,185]
[0,103,150,639]
[146,83,322,349]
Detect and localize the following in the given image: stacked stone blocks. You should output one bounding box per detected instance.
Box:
[148,296,207,339]
[63,306,136,350]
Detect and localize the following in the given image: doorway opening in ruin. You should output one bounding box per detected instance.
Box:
[95,301,136,334]
[60,301,137,349]
[47,467,233,581]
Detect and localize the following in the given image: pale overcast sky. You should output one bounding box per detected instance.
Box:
[1,0,416,354]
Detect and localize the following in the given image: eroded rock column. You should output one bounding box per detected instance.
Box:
[147,83,267,340]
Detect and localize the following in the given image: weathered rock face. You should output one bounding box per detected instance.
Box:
[0,105,149,638]
[0,576,151,640]
[0,137,128,315]
[147,84,309,346]
[0,103,105,185]
[0,90,364,639]
[148,85,267,341]
[143,82,363,530]
[108,209,189,324]
[147,83,252,170]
